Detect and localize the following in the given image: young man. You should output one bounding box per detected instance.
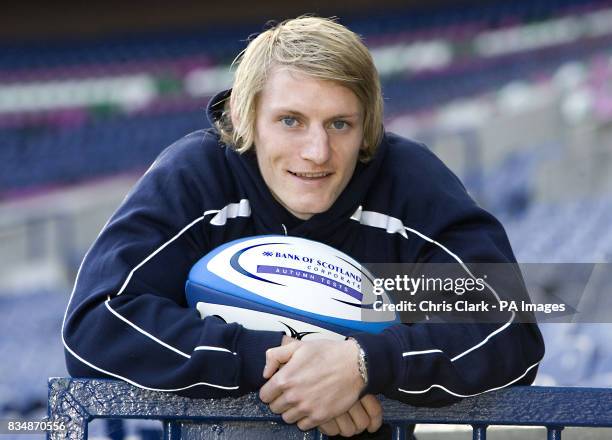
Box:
[63,16,544,438]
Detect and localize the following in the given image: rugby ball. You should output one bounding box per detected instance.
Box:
[185,235,398,340]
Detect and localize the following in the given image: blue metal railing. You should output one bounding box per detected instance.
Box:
[47,378,612,439]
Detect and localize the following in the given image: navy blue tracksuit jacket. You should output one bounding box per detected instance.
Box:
[63,91,544,405]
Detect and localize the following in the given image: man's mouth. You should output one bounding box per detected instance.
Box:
[288,171,332,179]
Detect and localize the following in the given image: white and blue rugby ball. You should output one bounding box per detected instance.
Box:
[185,235,399,340]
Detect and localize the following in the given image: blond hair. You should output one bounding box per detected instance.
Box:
[215,16,383,162]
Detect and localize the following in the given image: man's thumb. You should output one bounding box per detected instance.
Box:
[263,341,299,378]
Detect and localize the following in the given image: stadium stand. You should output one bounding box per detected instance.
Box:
[0,111,206,196]
[1,1,612,196]
[0,291,68,416]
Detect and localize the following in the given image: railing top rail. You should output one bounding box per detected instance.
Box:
[48,378,612,428]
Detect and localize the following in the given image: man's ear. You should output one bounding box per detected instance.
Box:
[361,139,368,152]
[358,140,368,162]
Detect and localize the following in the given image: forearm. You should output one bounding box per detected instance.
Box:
[350,320,544,406]
[64,291,284,398]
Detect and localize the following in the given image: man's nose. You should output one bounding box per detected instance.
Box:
[300,125,331,164]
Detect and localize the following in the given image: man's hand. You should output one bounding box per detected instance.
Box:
[280,335,294,346]
[318,394,383,437]
[259,339,366,431]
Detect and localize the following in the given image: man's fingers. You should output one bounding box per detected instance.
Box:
[260,343,303,403]
[360,394,383,433]
[297,414,327,432]
[267,394,291,415]
[280,405,306,425]
[347,402,369,434]
[334,413,356,437]
[259,371,286,404]
[262,342,299,379]
[318,419,340,437]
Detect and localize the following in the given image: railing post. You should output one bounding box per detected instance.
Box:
[47,378,89,440]
[314,429,326,439]
[391,423,414,440]
[472,424,487,440]
[547,426,564,440]
[162,421,181,440]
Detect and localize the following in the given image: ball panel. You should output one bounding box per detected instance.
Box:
[196,302,345,341]
[186,279,395,334]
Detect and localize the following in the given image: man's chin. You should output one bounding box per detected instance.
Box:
[287,201,333,220]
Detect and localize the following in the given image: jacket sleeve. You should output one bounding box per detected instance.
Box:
[62,132,284,398]
[351,196,545,407]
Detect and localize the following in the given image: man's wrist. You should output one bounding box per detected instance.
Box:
[348,337,368,390]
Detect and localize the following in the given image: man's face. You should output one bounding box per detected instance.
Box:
[253,67,364,220]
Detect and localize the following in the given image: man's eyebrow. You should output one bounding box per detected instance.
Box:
[329,113,362,120]
[273,109,306,117]
[272,108,362,119]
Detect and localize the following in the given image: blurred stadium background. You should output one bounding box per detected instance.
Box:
[1,0,611,438]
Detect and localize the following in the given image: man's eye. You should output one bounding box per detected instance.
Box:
[281,117,298,127]
[331,120,348,130]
